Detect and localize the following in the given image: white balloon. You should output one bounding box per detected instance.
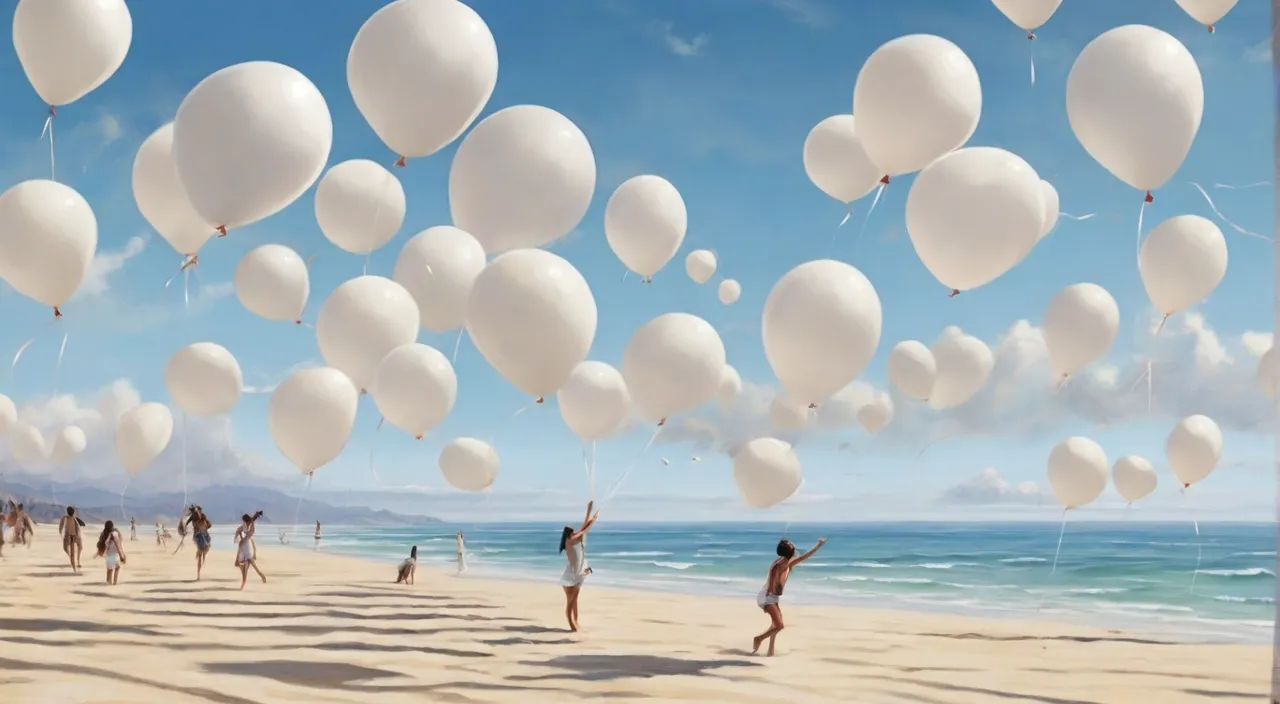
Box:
[853,34,982,178]
[50,426,86,467]
[393,226,486,333]
[235,244,311,323]
[0,395,16,438]
[733,438,802,509]
[905,147,1043,293]
[1066,26,1203,193]
[1258,347,1280,401]
[173,61,333,230]
[449,105,595,254]
[557,361,632,441]
[269,367,359,474]
[1166,414,1222,487]
[315,160,407,255]
[1042,283,1120,379]
[1038,181,1060,241]
[685,250,717,285]
[623,313,726,422]
[439,437,499,492]
[132,123,215,257]
[605,175,687,279]
[1138,215,1227,317]
[762,260,882,405]
[467,249,597,399]
[316,276,421,393]
[115,403,174,476]
[815,381,876,428]
[717,365,743,405]
[857,392,894,434]
[13,0,132,107]
[164,342,244,417]
[770,396,811,431]
[347,0,498,160]
[718,279,741,305]
[0,180,97,310]
[887,340,937,401]
[1174,0,1239,30]
[930,327,994,410]
[1112,455,1157,503]
[371,343,457,439]
[990,0,1062,31]
[10,425,47,468]
[801,115,881,204]
[1046,436,1109,509]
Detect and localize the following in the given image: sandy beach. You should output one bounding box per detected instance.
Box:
[0,527,1270,704]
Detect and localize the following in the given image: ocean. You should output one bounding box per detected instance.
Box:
[268,521,1276,644]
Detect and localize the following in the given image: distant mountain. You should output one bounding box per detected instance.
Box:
[0,479,439,527]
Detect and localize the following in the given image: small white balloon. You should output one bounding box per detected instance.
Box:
[802,115,881,204]
[605,175,688,279]
[718,279,741,305]
[449,105,596,254]
[371,343,457,439]
[0,180,98,311]
[1042,283,1120,379]
[10,425,48,469]
[50,426,87,467]
[439,437,499,492]
[1174,0,1239,31]
[623,313,726,422]
[0,395,16,437]
[235,244,311,323]
[717,365,743,405]
[770,396,811,431]
[115,403,174,476]
[815,381,876,428]
[316,276,421,392]
[315,159,407,256]
[1038,181,1060,241]
[393,226,487,333]
[930,327,994,410]
[132,123,215,257]
[13,0,132,107]
[268,366,359,474]
[558,361,632,442]
[857,392,894,434]
[164,342,244,417]
[1258,347,1280,401]
[1112,455,1157,503]
[887,340,937,401]
[685,250,717,285]
[1166,414,1223,487]
[1046,436,1109,509]
[1138,215,1227,317]
[990,0,1063,31]
[733,437,802,509]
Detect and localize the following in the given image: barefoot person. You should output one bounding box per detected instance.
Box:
[129,517,137,541]
[752,537,827,657]
[233,511,267,590]
[187,506,213,581]
[12,504,32,546]
[456,531,467,574]
[57,506,85,572]
[313,521,322,549]
[558,501,601,633]
[395,546,418,585]
[96,520,126,585]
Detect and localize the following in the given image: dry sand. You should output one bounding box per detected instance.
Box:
[0,527,1270,703]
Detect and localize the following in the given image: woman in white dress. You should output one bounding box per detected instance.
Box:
[558,501,601,632]
[95,520,126,585]
[456,531,467,574]
[233,511,268,590]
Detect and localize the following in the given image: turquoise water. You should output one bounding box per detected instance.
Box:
[274,521,1275,644]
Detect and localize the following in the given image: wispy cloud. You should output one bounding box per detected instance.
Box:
[74,234,147,299]
[1244,39,1271,63]
[650,21,709,57]
[759,0,832,28]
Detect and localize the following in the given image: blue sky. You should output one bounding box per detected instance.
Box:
[0,0,1273,521]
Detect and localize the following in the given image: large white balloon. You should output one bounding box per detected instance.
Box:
[50,425,86,466]
[1174,0,1239,31]
[0,180,97,311]
[347,0,498,161]
[173,61,333,230]
[0,395,16,438]
[853,35,982,178]
[763,260,882,406]
[1138,215,1227,317]
[315,160,406,255]
[686,250,717,285]
[164,343,244,417]
[439,437,499,492]
[449,105,595,254]
[10,425,47,468]
[1038,181,1060,241]
[991,0,1062,31]
[857,392,894,434]
[770,396,811,431]
[393,226,486,333]
[1066,26,1203,194]
[558,361,632,442]
[235,244,311,323]
[605,175,688,279]
[316,276,421,393]
[467,249,597,399]
[718,279,741,305]
[802,115,881,205]
[132,123,214,257]
[906,147,1044,294]
[1258,347,1280,401]
[1042,283,1120,379]
[717,365,743,405]
[1112,455,1157,503]
[623,313,726,422]
[887,341,937,401]
[930,327,994,410]
[115,403,174,476]
[371,343,457,439]
[1166,414,1222,487]
[1047,436,1108,509]
[733,438,802,509]
[269,367,359,474]
[13,0,132,107]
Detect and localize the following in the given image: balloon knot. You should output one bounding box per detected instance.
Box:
[1183,483,1190,489]
[52,306,62,319]
[1143,191,1153,204]
[657,418,667,427]
[807,403,817,410]
[359,389,368,396]
[47,105,57,118]
[394,156,407,168]
[536,396,544,404]
[216,225,228,237]
[180,255,198,272]
[948,289,960,298]
[1206,24,1215,33]
[1027,32,1036,40]
[293,319,303,325]
[414,434,423,441]
[878,175,890,185]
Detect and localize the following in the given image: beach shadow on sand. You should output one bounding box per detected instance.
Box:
[916,631,1175,647]
[0,617,171,637]
[0,656,260,704]
[506,654,762,682]
[859,674,1103,704]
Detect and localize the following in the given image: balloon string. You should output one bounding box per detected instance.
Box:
[1034,509,1069,616]
[1183,488,1203,597]
[590,440,597,503]
[179,412,189,518]
[1135,197,1149,263]
[451,329,465,366]
[1146,358,1153,418]
[602,424,665,504]
[853,182,887,254]
[11,317,60,380]
[368,416,387,485]
[290,473,313,539]
[53,331,68,395]
[838,204,852,228]
[485,402,533,446]
[581,442,591,501]
[363,254,370,277]
[1188,182,1273,242]
[119,476,132,524]
[38,109,56,182]
[1028,37,1037,86]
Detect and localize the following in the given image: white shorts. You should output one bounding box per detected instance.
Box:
[757,589,779,609]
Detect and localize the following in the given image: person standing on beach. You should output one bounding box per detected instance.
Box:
[96,520,126,585]
[456,531,467,574]
[234,511,268,590]
[558,501,601,633]
[186,506,213,581]
[129,517,137,541]
[752,537,827,657]
[396,546,418,584]
[314,521,322,549]
[58,506,85,572]
[13,504,32,547]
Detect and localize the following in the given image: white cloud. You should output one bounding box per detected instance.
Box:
[651,21,709,57]
[95,113,123,145]
[74,235,147,299]
[1244,39,1271,63]
[759,0,830,28]
[937,467,1043,506]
